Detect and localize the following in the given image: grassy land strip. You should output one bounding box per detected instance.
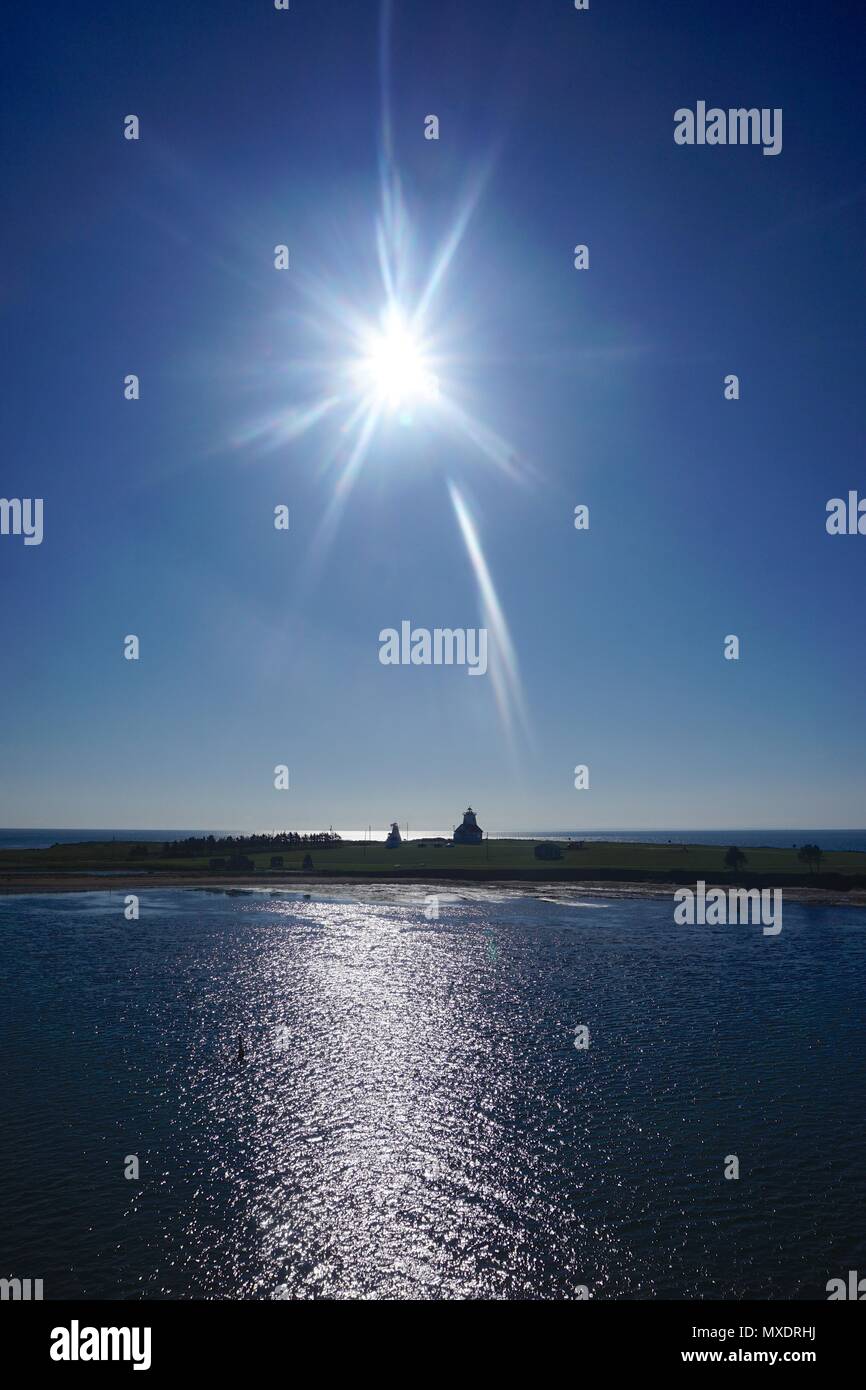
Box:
[1,837,863,891]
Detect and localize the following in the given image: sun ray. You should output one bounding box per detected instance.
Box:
[448,481,531,745]
[230,396,341,455]
[231,0,534,747]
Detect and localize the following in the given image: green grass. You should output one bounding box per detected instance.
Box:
[2,837,865,885]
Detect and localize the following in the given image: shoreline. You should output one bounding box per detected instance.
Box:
[2,872,864,907]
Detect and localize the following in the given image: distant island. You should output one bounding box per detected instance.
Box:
[1,810,864,901]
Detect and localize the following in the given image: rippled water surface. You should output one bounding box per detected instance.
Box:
[1,887,864,1299]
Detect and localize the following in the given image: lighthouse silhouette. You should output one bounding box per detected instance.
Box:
[454,807,483,845]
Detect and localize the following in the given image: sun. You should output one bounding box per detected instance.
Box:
[356,306,439,412]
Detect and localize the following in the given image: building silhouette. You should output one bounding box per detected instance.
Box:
[454,807,483,845]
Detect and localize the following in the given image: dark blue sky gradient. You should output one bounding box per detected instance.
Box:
[1,1,864,830]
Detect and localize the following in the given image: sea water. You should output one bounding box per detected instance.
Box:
[0,886,864,1299]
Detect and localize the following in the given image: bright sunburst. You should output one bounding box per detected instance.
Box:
[230,0,533,747]
[355,306,439,412]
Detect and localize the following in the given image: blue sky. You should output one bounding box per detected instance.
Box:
[1,0,864,832]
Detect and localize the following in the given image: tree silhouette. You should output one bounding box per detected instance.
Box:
[797,844,823,874]
[724,846,747,871]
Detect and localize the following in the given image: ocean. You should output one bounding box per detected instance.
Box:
[0,829,238,851]
[1,884,864,1299]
